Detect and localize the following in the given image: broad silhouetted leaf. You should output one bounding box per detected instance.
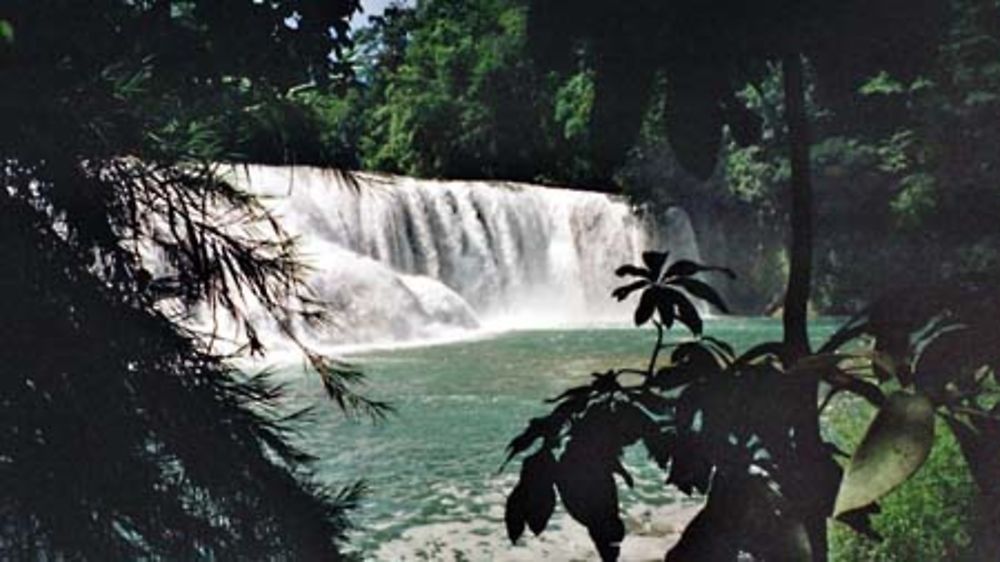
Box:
[673,290,703,336]
[651,364,699,392]
[505,483,528,543]
[556,452,625,561]
[701,336,735,362]
[642,251,668,278]
[522,450,557,536]
[666,445,712,495]
[664,259,736,280]
[670,342,722,374]
[634,288,657,326]
[506,449,558,541]
[503,417,550,467]
[642,429,674,468]
[672,277,729,313]
[611,279,647,301]
[654,287,676,328]
[613,460,635,489]
[736,341,785,366]
[834,391,936,517]
[614,264,651,279]
[668,474,812,562]
[665,503,738,561]
[915,327,998,399]
[634,389,676,413]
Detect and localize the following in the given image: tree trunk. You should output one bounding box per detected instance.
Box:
[781,54,813,359]
[782,53,830,562]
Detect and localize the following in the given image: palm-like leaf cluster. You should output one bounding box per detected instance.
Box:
[612,251,734,333]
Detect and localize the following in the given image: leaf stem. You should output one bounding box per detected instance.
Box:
[648,321,665,376]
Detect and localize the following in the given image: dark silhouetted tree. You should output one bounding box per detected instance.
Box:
[515,1,950,560]
[0,1,386,559]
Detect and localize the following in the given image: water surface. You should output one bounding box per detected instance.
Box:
[283,318,840,560]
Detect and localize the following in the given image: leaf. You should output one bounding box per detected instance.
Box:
[556,449,625,561]
[668,474,812,562]
[545,385,591,404]
[665,504,739,561]
[914,327,989,399]
[642,430,674,468]
[614,264,651,279]
[642,251,668,278]
[672,289,703,336]
[634,389,676,413]
[505,484,528,543]
[665,259,736,280]
[670,342,722,373]
[611,279,647,301]
[613,460,635,488]
[701,336,735,362]
[503,417,550,467]
[633,288,657,326]
[666,441,712,495]
[833,391,936,517]
[522,451,557,536]
[506,449,558,541]
[836,503,883,541]
[736,341,785,366]
[654,287,676,327]
[672,277,729,313]
[651,364,699,392]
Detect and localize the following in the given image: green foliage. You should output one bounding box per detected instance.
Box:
[822,279,1000,558]
[0,19,13,44]
[1,0,382,558]
[553,72,594,142]
[233,86,363,167]
[829,410,974,562]
[350,0,599,184]
[834,392,936,517]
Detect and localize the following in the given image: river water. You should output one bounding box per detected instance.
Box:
[277,319,839,561]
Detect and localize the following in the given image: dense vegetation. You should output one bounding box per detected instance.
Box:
[504,250,1000,561]
[5,0,999,560]
[265,0,1000,315]
[0,1,384,558]
[493,1,1000,561]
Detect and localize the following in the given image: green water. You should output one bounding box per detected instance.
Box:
[283,318,840,559]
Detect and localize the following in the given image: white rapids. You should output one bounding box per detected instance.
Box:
[211,165,702,348]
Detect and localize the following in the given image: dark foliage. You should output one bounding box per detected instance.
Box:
[0,1,385,559]
[503,253,833,561]
[525,0,946,181]
[826,279,1000,559]
[506,253,1000,561]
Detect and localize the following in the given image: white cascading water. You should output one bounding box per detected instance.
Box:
[214,165,701,348]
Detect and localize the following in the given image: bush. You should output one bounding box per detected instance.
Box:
[828,401,974,562]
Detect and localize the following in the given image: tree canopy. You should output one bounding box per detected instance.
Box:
[0,1,383,558]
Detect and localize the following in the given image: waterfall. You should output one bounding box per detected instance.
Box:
[214,165,702,347]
